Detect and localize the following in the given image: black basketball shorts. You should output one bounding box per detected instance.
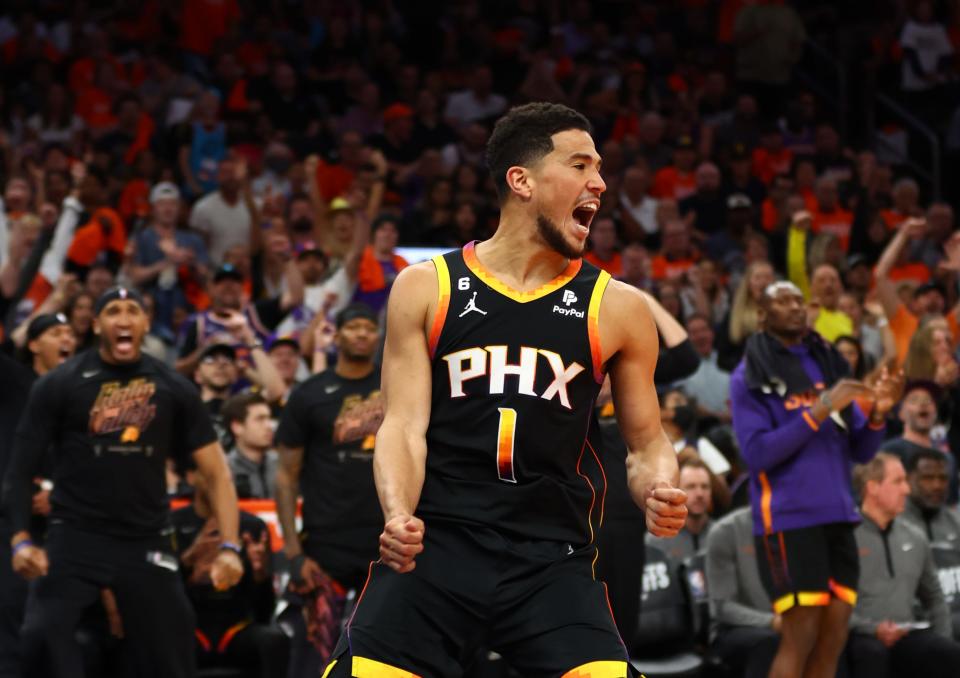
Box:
[755,522,859,615]
[321,520,637,677]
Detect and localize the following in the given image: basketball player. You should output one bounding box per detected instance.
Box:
[2,286,244,678]
[323,103,687,677]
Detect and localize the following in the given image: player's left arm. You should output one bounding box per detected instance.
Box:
[602,281,688,538]
[192,441,244,590]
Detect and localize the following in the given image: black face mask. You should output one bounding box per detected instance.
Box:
[291,218,313,233]
[672,404,697,431]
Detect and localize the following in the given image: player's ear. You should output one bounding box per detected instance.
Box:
[92,316,101,336]
[505,165,533,201]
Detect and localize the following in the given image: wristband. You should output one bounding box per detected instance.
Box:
[247,341,263,351]
[12,539,34,556]
[818,391,833,412]
[219,541,243,555]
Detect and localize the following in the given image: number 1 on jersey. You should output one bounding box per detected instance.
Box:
[496,407,517,483]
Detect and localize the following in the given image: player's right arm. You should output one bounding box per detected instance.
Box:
[373,263,435,573]
[2,373,60,579]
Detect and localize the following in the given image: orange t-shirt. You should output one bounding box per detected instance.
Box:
[752,147,793,185]
[651,254,697,281]
[880,208,909,230]
[652,167,697,201]
[118,179,150,223]
[75,87,116,130]
[315,160,355,202]
[66,208,127,267]
[584,251,623,276]
[761,198,780,232]
[888,262,931,285]
[181,0,240,55]
[812,206,854,252]
[890,303,960,365]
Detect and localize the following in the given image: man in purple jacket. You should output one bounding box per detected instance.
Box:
[730,281,902,678]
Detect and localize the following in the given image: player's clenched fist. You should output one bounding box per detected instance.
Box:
[380,515,425,573]
[645,482,688,538]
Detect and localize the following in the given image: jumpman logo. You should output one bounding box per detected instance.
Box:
[459,291,488,318]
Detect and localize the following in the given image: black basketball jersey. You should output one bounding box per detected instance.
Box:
[418,241,612,546]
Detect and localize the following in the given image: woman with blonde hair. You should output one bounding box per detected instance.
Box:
[903,317,958,388]
[717,259,775,370]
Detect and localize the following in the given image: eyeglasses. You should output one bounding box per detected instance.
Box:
[201,354,234,365]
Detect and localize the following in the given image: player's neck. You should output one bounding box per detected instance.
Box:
[477,226,571,291]
[335,358,375,380]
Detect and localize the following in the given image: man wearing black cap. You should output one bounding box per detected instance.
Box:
[880,380,958,505]
[0,313,77,675]
[2,286,244,678]
[175,261,302,378]
[274,303,383,670]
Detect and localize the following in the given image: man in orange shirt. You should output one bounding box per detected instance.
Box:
[811,177,854,252]
[875,217,960,365]
[652,135,698,201]
[652,219,699,280]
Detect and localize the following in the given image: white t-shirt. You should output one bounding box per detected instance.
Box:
[188,191,252,264]
[620,192,659,235]
[443,90,507,127]
[274,267,355,337]
[900,20,953,91]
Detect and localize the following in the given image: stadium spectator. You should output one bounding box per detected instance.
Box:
[706,507,779,678]
[679,313,732,424]
[901,448,960,544]
[175,262,301,379]
[875,218,960,365]
[879,380,957,505]
[848,453,960,678]
[646,458,714,562]
[171,463,286,678]
[188,157,255,265]
[127,181,209,340]
[583,216,621,275]
[618,163,659,241]
[222,393,278,500]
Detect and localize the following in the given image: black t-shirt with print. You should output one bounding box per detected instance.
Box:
[5,349,217,538]
[274,367,383,586]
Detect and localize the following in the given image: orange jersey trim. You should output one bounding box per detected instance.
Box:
[802,410,820,431]
[588,270,612,383]
[829,578,858,606]
[462,241,581,303]
[429,255,451,358]
[773,591,832,614]
[759,471,774,535]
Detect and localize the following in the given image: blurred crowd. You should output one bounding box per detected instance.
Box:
[2,1,960,677]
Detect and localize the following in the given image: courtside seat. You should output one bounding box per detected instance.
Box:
[630,545,704,677]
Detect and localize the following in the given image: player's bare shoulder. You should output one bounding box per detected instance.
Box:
[597,279,658,361]
[387,261,441,332]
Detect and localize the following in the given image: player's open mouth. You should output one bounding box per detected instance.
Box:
[58,347,72,358]
[571,201,599,234]
[115,332,135,351]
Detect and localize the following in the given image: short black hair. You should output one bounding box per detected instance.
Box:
[485,102,592,204]
[221,392,269,427]
[905,448,947,474]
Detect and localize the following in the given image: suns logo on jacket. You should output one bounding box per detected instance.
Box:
[88,378,157,442]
